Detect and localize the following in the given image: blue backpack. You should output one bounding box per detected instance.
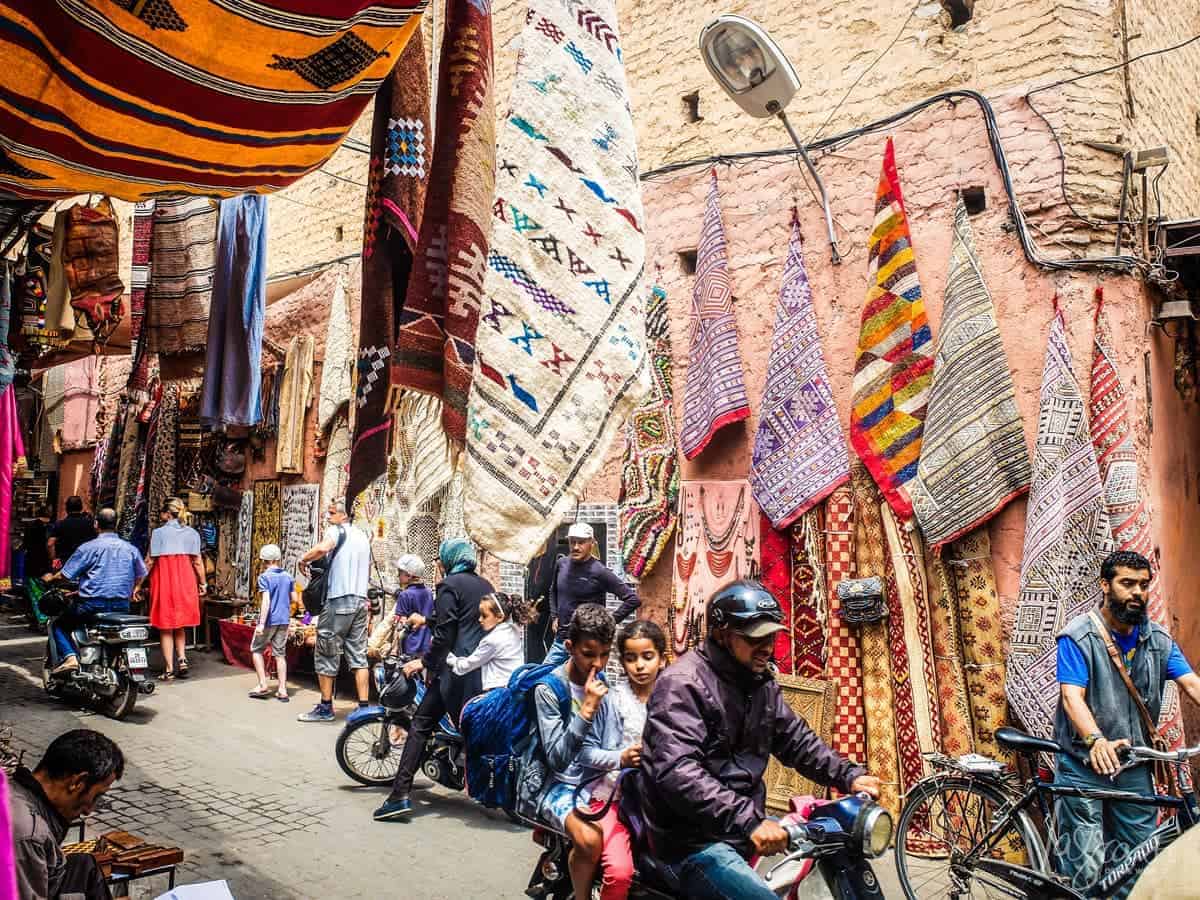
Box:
[460,662,570,814]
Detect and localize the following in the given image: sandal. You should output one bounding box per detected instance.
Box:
[176,658,190,679]
[157,671,175,682]
[248,688,272,699]
[275,693,290,703]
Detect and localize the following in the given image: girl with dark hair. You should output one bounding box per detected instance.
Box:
[447,593,537,691]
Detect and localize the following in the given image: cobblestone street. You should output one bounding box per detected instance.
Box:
[0,615,531,899]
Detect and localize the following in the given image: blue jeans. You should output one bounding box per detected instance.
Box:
[1052,752,1157,899]
[52,598,129,660]
[672,842,776,900]
[544,638,569,667]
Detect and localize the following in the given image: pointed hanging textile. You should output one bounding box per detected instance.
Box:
[463,0,648,562]
[1089,291,1187,755]
[822,486,866,763]
[910,200,1030,547]
[790,510,827,677]
[395,0,495,442]
[759,515,794,674]
[751,222,849,528]
[680,172,750,459]
[849,138,933,521]
[1006,308,1112,739]
[620,286,681,579]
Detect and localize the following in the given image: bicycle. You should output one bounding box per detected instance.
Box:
[893,725,1200,899]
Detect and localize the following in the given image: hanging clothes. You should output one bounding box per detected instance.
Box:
[146,196,218,356]
[0,385,26,588]
[60,357,100,450]
[276,335,315,475]
[200,195,267,428]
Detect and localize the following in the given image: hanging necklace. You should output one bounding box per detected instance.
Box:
[706,549,734,579]
[700,485,745,552]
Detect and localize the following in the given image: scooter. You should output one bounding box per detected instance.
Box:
[527,790,893,900]
[40,584,155,720]
[335,624,464,791]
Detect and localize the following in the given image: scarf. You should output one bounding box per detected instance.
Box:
[849,138,933,522]
[440,537,476,576]
[751,220,849,528]
[680,171,749,459]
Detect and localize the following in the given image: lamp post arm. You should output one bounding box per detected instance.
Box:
[776,110,842,265]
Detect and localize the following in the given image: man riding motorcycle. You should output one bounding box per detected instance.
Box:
[43,508,146,676]
[635,579,880,899]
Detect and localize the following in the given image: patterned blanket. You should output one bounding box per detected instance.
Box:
[759,515,793,673]
[1007,308,1112,739]
[925,549,974,758]
[751,221,849,528]
[823,486,866,763]
[790,510,826,677]
[146,196,217,356]
[462,0,648,562]
[251,480,282,589]
[128,200,155,390]
[849,138,933,522]
[234,490,255,600]
[619,286,680,579]
[396,0,495,443]
[910,200,1030,547]
[280,484,321,585]
[680,172,749,459]
[0,0,427,200]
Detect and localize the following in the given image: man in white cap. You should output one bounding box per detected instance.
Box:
[545,521,640,665]
[394,554,434,658]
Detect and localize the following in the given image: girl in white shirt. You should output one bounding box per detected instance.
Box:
[447,593,539,691]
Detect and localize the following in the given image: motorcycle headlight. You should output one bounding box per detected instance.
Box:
[119,627,149,641]
[860,805,893,858]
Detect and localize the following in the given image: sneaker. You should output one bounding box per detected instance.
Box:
[297,703,335,723]
[373,796,412,821]
[51,657,79,677]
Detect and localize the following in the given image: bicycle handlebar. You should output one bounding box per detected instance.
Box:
[1126,744,1200,763]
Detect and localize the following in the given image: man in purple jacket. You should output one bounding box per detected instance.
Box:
[637,580,880,899]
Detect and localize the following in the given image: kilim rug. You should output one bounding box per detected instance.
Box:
[680,171,749,460]
[320,416,352,514]
[276,335,314,475]
[147,383,179,523]
[175,386,212,492]
[790,509,826,678]
[397,0,495,443]
[850,464,901,816]
[1089,290,1187,761]
[909,200,1031,548]
[439,467,468,544]
[394,391,454,520]
[251,480,282,589]
[462,0,649,563]
[280,484,320,584]
[0,1,427,200]
[348,29,428,508]
[233,490,254,600]
[128,200,155,390]
[751,220,849,528]
[619,285,680,579]
[760,515,794,674]
[823,486,866,763]
[944,529,1012,764]
[881,501,941,784]
[318,275,353,435]
[146,196,217,356]
[671,482,760,655]
[849,138,933,522]
[925,549,975,758]
[1007,307,1112,739]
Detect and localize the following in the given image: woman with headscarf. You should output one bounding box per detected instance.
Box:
[373,538,494,822]
[147,497,205,680]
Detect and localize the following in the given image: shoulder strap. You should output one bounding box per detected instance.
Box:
[1088,610,1159,738]
[328,525,347,560]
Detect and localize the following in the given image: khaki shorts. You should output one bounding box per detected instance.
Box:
[314,602,368,676]
[250,624,288,658]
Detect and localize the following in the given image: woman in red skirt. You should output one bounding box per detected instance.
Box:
[148,497,206,679]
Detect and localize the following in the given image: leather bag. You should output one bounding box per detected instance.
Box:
[62,199,124,338]
[836,577,887,625]
[302,526,346,616]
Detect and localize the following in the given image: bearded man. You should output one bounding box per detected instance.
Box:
[1053,550,1200,897]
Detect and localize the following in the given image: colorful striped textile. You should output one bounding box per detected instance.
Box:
[128,200,155,390]
[760,514,794,674]
[463,0,648,562]
[925,549,975,758]
[680,171,750,460]
[849,138,933,522]
[620,286,680,580]
[1089,291,1188,759]
[750,221,849,529]
[146,196,217,356]
[823,486,866,763]
[395,0,495,443]
[790,509,826,677]
[910,200,1030,548]
[0,0,427,200]
[1007,308,1112,739]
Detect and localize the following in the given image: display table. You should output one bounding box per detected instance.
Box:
[201,598,249,649]
[218,618,313,675]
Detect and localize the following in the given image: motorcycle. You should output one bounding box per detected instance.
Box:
[526,790,893,900]
[335,623,464,792]
[40,584,155,720]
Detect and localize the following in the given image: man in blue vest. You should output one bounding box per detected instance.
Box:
[1053,550,1200,896]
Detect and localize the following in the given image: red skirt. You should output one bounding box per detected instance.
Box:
[150,555,201,629]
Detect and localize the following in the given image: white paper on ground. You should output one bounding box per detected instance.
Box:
[155,881,236,900]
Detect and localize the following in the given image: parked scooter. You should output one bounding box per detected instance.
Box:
[526,790,893,900]
[335,624,464,791]
[40,584,155,720]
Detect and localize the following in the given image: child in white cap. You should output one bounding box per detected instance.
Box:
[249,544,293,701]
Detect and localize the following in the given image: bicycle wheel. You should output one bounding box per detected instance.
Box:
[895,775,1047,900]
[335,716,407,786]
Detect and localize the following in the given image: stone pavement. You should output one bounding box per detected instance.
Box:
[0,614,533,899]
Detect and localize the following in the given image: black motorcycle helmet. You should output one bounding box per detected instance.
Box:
[707,579,787,639]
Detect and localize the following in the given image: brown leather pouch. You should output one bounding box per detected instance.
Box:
[63,199,124,337]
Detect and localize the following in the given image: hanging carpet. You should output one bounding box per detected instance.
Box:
[128,200,155,390]
[759,515,794,674]
[849,137,933,522]
[619,285,680,580]
[1006,307,1112,740]
[395,0,494,443]
[147,382,178,521]
[790,510,826,678]
[280,484,320,586]
[751,220,849,529]
[317,275,353,434]
[276,334,315,475]
[910,199,1030,548]
[321,414,352,514]
[823,485,866,763]
[251,480,282,589]
[680,171,749,459]
[0,1,427,200]
[233,490,254,600]
[925,549,975,758]
[146,196,217,357]
[463,0,648,563]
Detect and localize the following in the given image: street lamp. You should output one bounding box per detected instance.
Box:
[699,15,842,264]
